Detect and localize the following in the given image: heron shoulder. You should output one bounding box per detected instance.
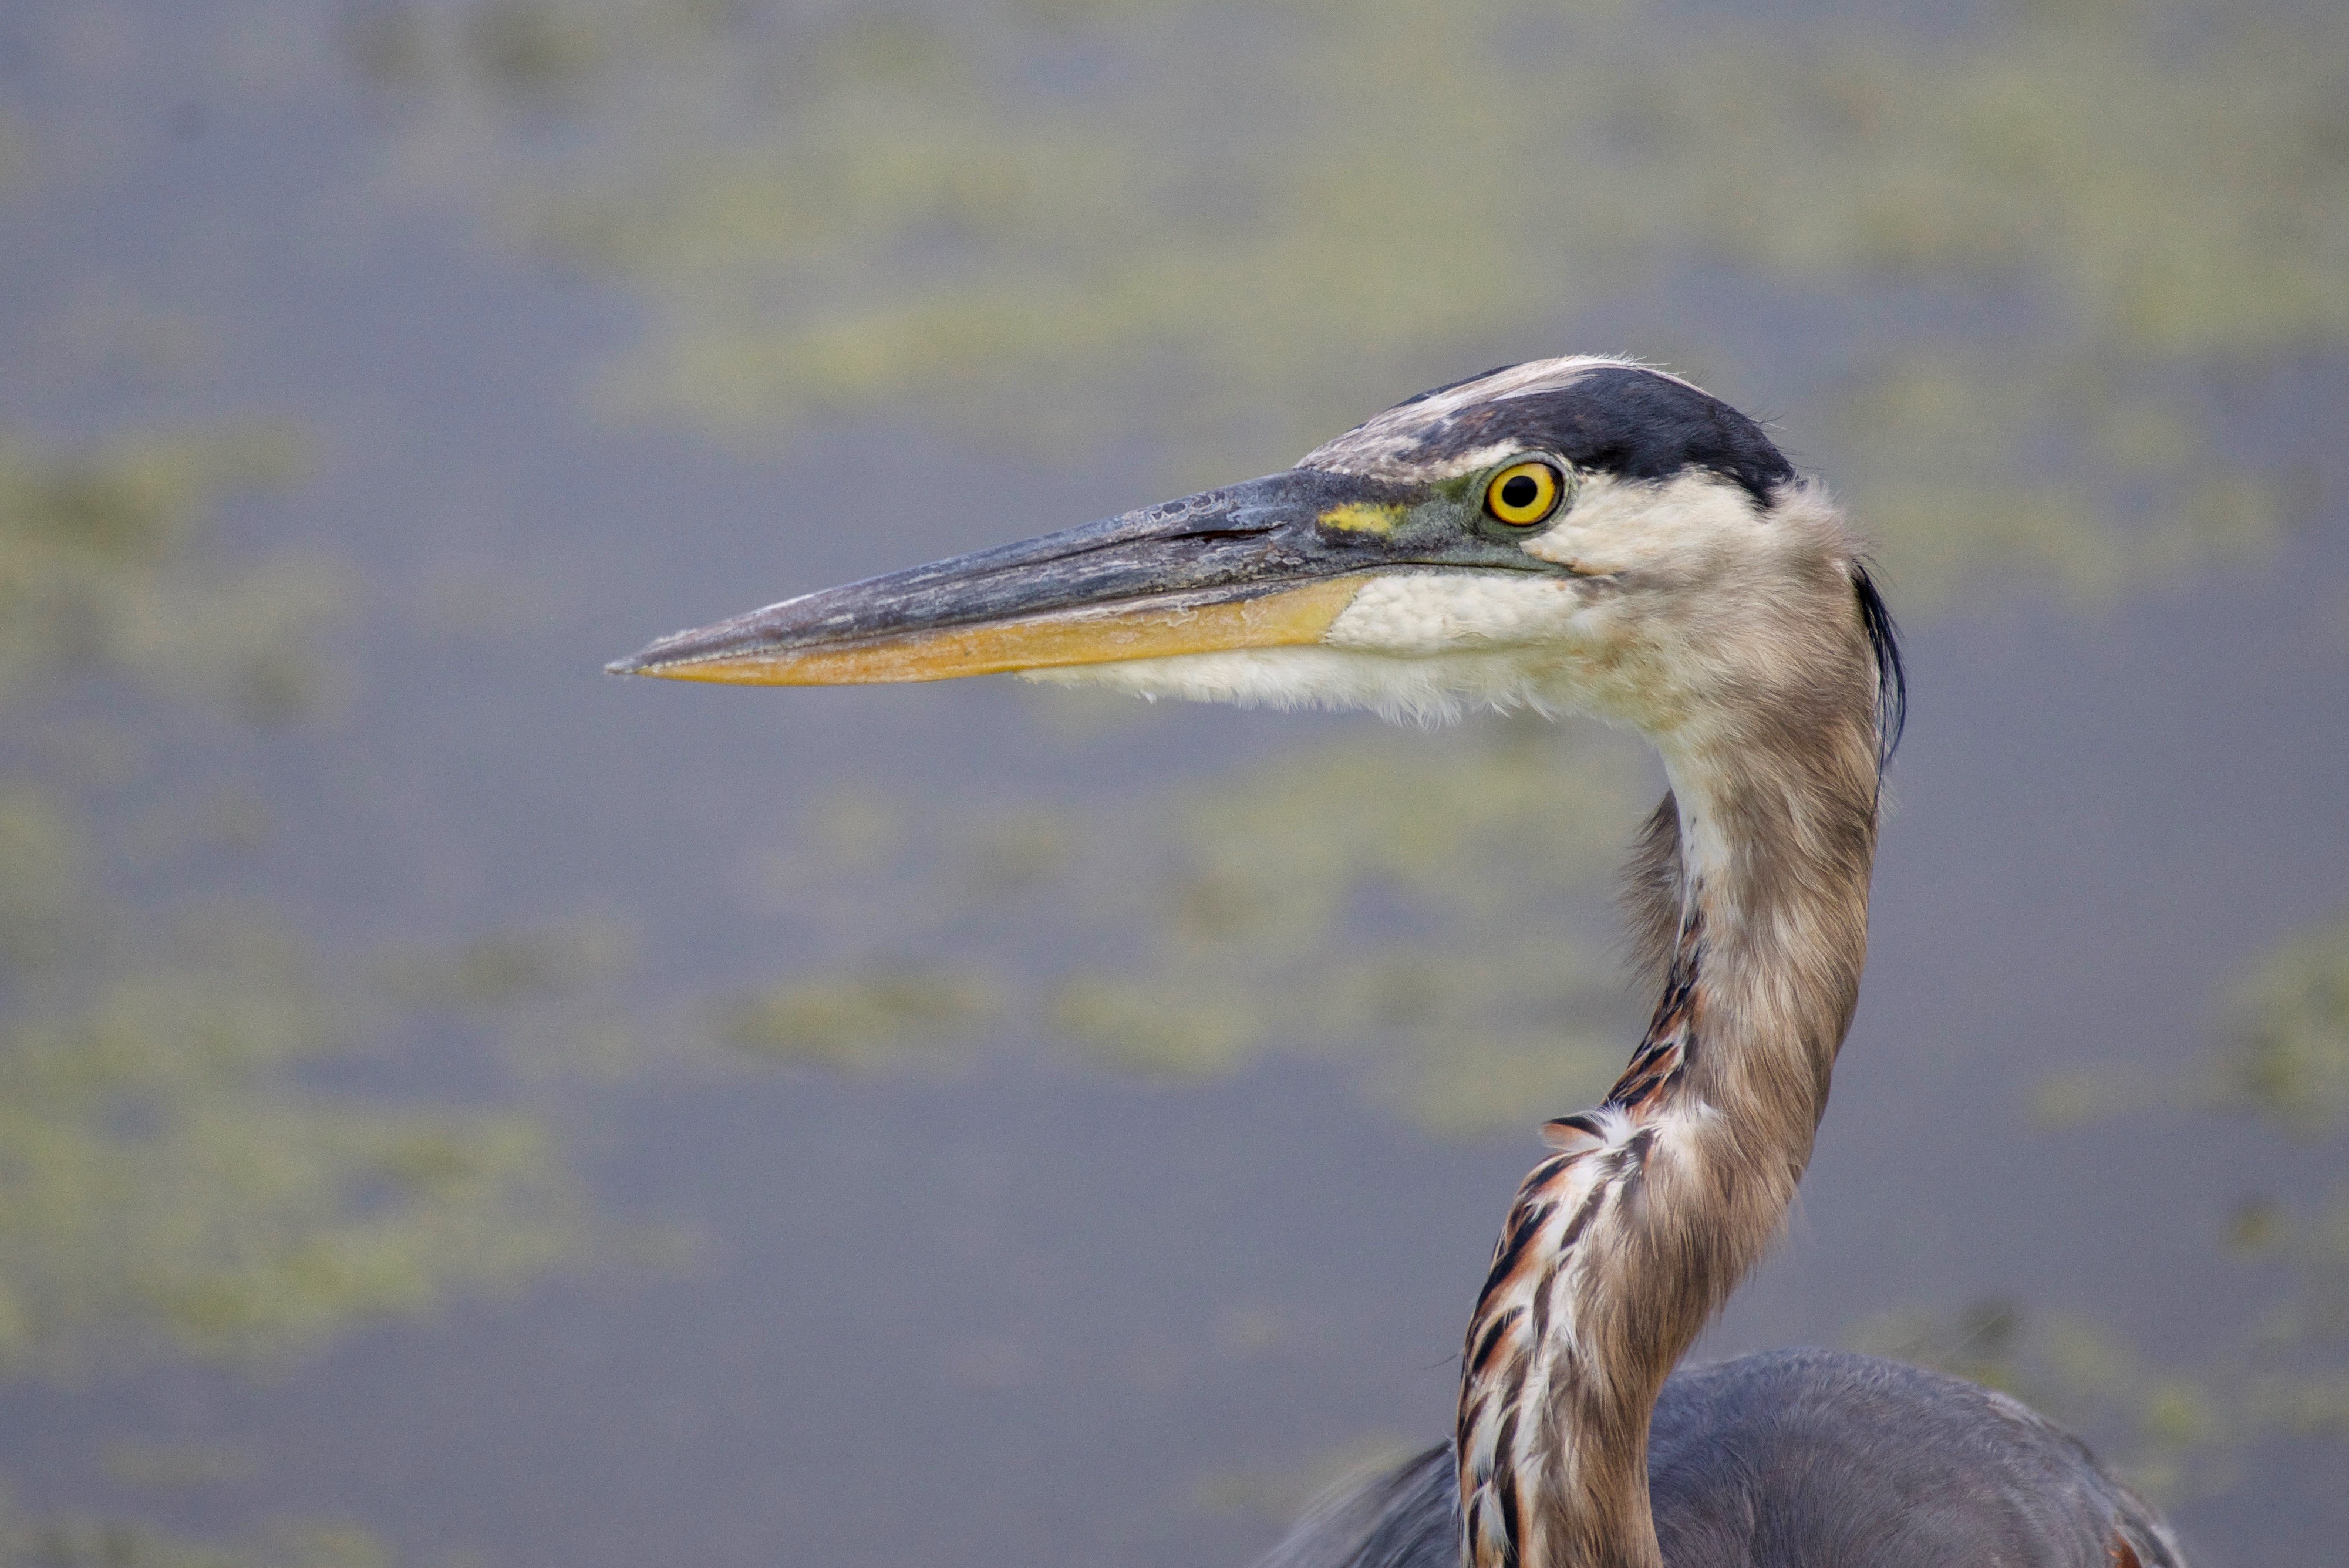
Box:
[1649,1349,2186,1568]
[1251,1350,2185,1568]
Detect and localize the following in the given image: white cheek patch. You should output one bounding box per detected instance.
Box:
[1020,643,1575,727]
[1323,572,1582,656]
[1523,470,1760,576]
[1022,574,1592,725]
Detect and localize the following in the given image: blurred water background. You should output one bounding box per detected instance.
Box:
[1,2,2345,1564]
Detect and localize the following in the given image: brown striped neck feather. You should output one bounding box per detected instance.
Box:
[1456,618,1886,1568]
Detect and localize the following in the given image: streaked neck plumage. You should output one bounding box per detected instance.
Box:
[1456,633,1884,1568]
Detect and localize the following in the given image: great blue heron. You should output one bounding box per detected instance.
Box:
[612,358,2185,1568]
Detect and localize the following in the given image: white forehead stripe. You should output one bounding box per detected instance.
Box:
[1300,354,1703,478]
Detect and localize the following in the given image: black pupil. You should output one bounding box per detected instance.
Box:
[1500,473,1541,511]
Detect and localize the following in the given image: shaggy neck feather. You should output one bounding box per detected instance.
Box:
[1455,667,1882,1568]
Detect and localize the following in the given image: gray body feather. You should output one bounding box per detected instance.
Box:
[1261,1350,2183,1568]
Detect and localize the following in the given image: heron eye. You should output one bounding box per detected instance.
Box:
[1485,462,1562,527]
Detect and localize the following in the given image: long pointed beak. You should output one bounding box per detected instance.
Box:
[608,468,1436,686]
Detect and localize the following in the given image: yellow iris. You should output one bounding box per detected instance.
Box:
[1484,461,1563,526]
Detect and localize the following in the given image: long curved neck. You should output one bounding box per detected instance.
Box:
[1456,716,1881,1568]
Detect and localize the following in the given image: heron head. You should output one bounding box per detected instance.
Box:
[610,357,1901,752]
